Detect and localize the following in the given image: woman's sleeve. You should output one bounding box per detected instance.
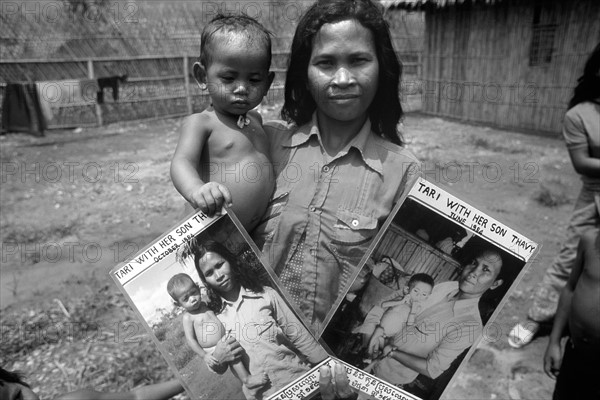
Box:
[268,288,328,364]
[562,108,588,150]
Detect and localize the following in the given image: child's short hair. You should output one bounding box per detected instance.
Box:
[199,14,272,67]
[167,273,196,302]
[407,273,434,289]
[282,0,403,145]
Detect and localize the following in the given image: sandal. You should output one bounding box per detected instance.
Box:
[508,321,540,349]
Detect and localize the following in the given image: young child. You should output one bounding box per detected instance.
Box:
[166,273,268,399]
[543,227,600,399]
[170,14,275,231]
[355,274,434,357]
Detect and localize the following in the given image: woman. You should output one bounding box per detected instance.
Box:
[509,43,600,348]
[183,239,327,399]
[251,0,418,332]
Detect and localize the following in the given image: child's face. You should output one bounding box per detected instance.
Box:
[307,19,379,126]
[201,34,273,117]
[407,281,433,303]
[174,282,203,312]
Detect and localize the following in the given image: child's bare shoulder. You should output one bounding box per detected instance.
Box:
[185,109,219,132]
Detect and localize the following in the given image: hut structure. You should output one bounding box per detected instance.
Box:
[382,0,600,135]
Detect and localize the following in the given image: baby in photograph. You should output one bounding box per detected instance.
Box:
[167,273,268,399]
[354,273,435,359]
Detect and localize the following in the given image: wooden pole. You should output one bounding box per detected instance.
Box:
[88,59,102,126]
[184,55,193,114]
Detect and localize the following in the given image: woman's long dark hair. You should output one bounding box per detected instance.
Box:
[282,0,403,145]
[180,239,264,313]
[569,43,600,109]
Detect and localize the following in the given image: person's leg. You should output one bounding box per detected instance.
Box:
[529,189,599,323]
[509,189,599,348]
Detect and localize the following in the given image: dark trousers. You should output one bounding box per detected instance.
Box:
[553,339,600,400]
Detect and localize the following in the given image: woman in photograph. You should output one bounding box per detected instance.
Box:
[182,239,327,399]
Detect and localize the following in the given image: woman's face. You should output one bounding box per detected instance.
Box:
[307,19,379,127]
[197,251,237,294]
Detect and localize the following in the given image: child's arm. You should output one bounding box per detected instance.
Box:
[170,113,232,215]
[55,379,183,400]
[543,238,586,379]
[381,299,403,309]
[182,314,218,368]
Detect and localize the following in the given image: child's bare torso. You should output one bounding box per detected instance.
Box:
[200,109,274,230]
[380,303,411,336]
[187,308,226,348]
[570,230,600,347]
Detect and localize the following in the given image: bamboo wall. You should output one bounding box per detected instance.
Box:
[373,225,462,283]
[421,0,600,135]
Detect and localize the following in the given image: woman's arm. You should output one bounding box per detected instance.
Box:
[567,147,600,178]
[269,288,328,364]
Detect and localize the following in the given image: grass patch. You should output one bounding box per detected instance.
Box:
[532,179,571,207]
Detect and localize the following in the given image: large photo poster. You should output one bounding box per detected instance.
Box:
[110,210,329,400]
[321,177,539,400]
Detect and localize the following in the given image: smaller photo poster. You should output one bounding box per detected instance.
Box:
[110,209,329,400]
[320,177,539,400]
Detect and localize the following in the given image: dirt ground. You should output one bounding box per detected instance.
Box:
[1,109,578,399]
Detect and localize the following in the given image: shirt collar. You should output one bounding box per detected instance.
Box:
[285,113,384,176]
[222,286,262,312]
[444,288,481,316]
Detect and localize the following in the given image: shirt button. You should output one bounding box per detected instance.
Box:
[309,206,316,212]
[351,219,359,227]
[322,166,329,172]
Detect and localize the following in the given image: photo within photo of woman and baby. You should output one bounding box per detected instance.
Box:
[111,211,328,400]
[320,178,539,400]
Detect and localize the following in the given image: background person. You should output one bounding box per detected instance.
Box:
[509,43,600,348]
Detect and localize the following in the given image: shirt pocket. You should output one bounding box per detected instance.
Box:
[331,209,379,266]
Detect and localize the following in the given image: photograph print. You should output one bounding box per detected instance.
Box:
[321,177,539,400]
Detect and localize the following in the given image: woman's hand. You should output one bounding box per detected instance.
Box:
[367,330,385,359]
[211,335,244,372]
[319,363,358,400]
[203,354,219,369]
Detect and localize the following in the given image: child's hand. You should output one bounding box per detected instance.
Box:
[410,301,423,315]
[543,341,562,379]
[203,354,219,369]
[190,182,232,217]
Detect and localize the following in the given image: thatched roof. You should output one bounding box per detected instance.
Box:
[380,0,503,9]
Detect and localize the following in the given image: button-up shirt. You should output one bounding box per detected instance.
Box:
[217,286,327,397]
[252,115,418,331]
[373,281,482,384]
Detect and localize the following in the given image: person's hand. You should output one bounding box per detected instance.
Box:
[189,182,232,217]
[203,354,219,369]
[382,345,394,358]
[409,300,422,315]
[543,341,562,379]
[319,362,358,400]
[212,335,243,367]
[367,332,384,359]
